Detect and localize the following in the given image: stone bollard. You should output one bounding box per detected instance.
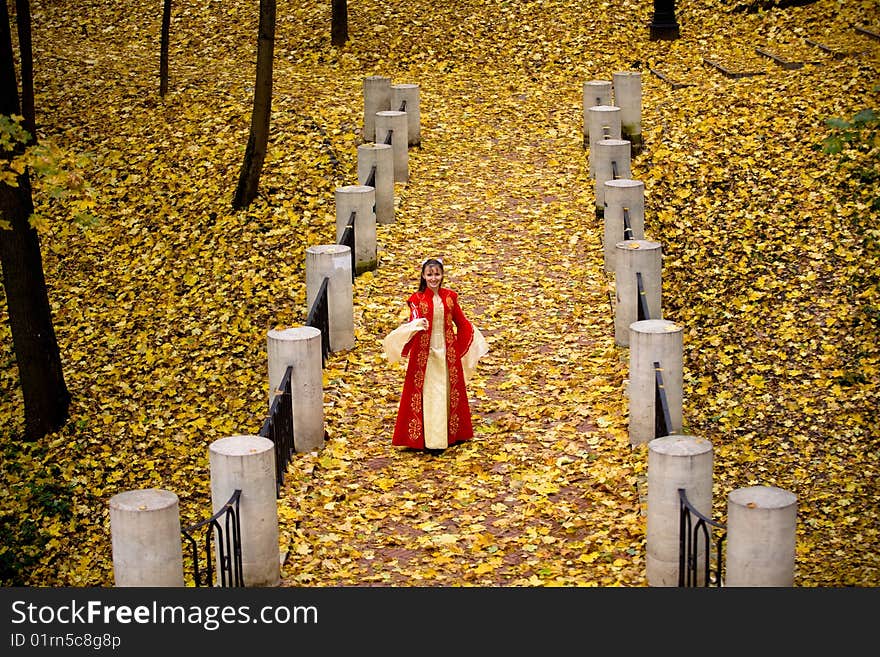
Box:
[335,184,377,275]
[209,435,280,587]
[391,83,421,146]
[615,240,662,347]
[267,326,325,453]
[582,79,613,148]
[628,319,683,445]
[725,486,797,586]
[604,178,645,271]
[588,105,621,177]
[594,138,632,220]
[306,244,354,352]
[376,110,409,183]
[357,143,394,225]
[109,488,185,586]
[613,71,643,155]
[363,75,391,142]
[647,434,714,586]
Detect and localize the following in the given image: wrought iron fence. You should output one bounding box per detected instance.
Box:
[306,276,331,367]
[181,489,243,587]
[653,361,672,439]
[636,271,651,322]
[678,487,726,587]
[259,365,294,497]
[338,210,356,282]
[622,207,634,241]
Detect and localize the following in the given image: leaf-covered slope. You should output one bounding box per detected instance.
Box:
[0,0,877,586]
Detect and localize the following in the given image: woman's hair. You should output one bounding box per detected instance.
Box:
[417,257,444,292]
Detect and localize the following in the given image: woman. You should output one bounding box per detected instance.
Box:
[382,258,488,453]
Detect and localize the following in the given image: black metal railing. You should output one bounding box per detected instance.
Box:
[364,164,376,188]
[398,99,407,112]
[181,489,244,587]
[636,272,651,322]
[678,487,726,587]
[338,210,356,282]
[259,365,294,496]
[305,276,331,367]
[383,129,393,145]
[653,360,672,439]
[622,207,634,240]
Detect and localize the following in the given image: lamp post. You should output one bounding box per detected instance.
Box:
[649,0,680,40]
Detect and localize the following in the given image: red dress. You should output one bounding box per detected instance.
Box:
[391,287,476,449]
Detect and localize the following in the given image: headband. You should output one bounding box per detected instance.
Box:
[422,257,443,267]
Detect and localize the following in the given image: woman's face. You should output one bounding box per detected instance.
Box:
[424,265,443,291]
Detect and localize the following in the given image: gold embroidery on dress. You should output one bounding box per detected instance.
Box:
[414,350,428,389]
[448,359,460,385]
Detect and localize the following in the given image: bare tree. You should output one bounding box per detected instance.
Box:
[160,0,172,96]
[14,0,34,133]
[331,0,348,46]
[232,0,276,209]
[1,0,70,440]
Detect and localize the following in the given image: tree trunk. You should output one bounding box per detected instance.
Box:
[232,0,275,210]
[159,0,172,97]
[331,0,348,46]
[1,0,70,440]
[14,0,35,136]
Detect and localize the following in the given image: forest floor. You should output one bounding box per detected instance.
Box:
[1,0,878,587]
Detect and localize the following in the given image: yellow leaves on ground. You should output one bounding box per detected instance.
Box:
[0,0,877,588]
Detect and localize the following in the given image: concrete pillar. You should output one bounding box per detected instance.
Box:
[357,143,394,225]
[726,486,797,587]
[594,138,632,219]
[647,435,714,586]
[363,75,391,142]
[588,105,621,177]
[582,79,613,148]
[306,244,354,352]
[604,178,645,271]
[628,319,683,445]
[267,326,324,453]
[613,71,643,154]
[109,488,185,587]
[335,184,376,275]
[209,435,280,587]
[615,240,662,347]
[391,83,421,146]
[376,110,409,182]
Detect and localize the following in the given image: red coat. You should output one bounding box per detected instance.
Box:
[392,287,476,449]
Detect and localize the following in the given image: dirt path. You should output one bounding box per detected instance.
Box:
[278,69,647,586]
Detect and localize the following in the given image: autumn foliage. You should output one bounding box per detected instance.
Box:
[0,0,877,586]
